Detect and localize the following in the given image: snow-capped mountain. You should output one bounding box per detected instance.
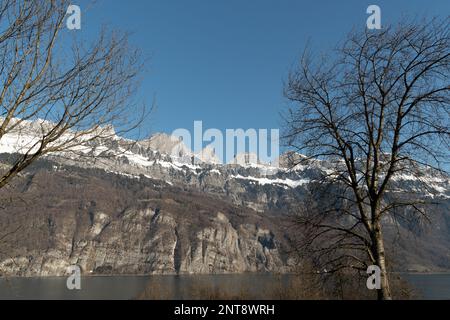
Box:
[0,119,449,276]
[1,118,449,205]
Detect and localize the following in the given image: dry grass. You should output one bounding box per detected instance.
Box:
[137,273,327,300]
[137,271,417,300]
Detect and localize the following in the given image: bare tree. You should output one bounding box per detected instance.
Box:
[283,18,449,300]
[0,0,147,190]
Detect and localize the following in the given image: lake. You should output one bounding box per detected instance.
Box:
[0,273,449,300]
[401,273,450,300]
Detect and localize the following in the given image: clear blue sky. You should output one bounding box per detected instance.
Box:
[77,0,449,137]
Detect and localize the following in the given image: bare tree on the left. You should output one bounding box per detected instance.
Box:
[0,0,147,190]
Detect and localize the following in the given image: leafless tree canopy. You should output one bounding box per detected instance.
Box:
[0,0,147,189]
[284,18,449,299]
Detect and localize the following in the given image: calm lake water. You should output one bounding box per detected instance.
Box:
[401,273,450,300]
[0,273,449,300]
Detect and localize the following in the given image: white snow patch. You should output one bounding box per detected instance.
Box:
[232,174,309,188]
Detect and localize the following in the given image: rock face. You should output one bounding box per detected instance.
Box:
[0,123,449,276]
[0,167,289,276]
[179,213,283,274]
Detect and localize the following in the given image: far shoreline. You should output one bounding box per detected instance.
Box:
[2,271,450,279]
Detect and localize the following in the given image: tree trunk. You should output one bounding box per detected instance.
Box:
[372,223,392,300]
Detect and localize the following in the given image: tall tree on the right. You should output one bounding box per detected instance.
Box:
[284,18,449,300]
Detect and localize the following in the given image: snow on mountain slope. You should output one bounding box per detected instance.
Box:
[1,119,449,276]
[0,118,449,200]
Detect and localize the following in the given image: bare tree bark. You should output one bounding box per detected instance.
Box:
[372,220,391,300]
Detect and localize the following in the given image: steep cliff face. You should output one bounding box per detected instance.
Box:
[0,125,449,276]
[179,213,284,274]
[0,167,289,276]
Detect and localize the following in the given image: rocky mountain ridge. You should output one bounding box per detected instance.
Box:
[0,119,449,275]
